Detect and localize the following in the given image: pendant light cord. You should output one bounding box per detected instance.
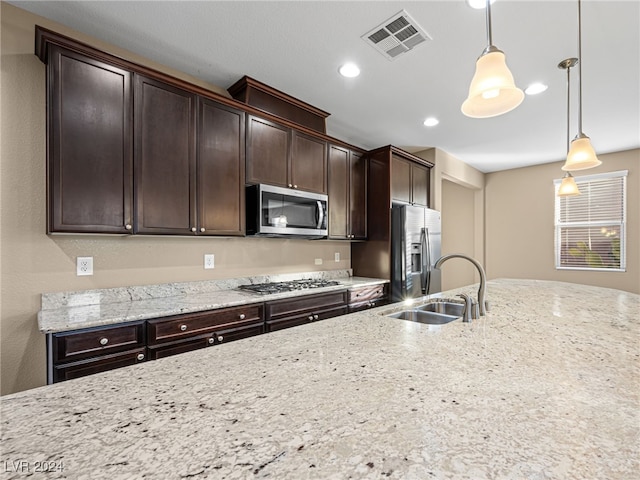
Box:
[485,0,493,46]
[577,0,583,135]
[566,65,571,153]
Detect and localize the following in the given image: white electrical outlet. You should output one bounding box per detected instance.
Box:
[77,257,93,276]
[204,254,215,269]
[334,252,340,263]
[314,258,323,265]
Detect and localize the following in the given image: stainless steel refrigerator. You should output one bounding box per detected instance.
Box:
[390,204,441,302]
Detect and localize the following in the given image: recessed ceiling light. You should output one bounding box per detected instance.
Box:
[423,117,439,127]
[525,83,548,95]
[467,0,496,9]
[339,63,360,78]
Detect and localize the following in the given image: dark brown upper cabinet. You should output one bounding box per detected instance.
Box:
[134,75,197,234]
[391,154,430,207]
[46,45,133,234]
[245,115,290,187]
[246,115,327,194]
[197,98,245,236]
[328,145,366,240]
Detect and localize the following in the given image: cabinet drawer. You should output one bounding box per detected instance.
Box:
[53,347,147,383]
[266,291,347,320]
[147,304,263,345]
[348,284,388,304]
[148,322,264,360]
[52,321,145,363]
[266,305,347,332]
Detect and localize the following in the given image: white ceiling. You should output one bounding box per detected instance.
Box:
[11,0,640,172]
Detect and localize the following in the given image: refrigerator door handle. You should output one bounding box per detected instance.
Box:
[420,227,430,294]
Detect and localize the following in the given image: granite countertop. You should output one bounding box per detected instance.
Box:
[38,270,388,334]
[4,279,639,479]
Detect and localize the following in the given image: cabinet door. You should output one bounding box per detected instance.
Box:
[349,151,367,239]
[48,45,133,233]
[291,132,327,193]
[411,163,430,207]
[198,98,245,235]
[246,115,290,187]
[134,75,196,234]
[391,155,412,204]
[328,145,349,239]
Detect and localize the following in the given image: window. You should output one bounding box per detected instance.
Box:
[554,170,627,271]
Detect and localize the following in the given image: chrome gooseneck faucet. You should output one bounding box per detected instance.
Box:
[434,254,488,316]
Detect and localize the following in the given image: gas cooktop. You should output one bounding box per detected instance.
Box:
[238,279,341,295]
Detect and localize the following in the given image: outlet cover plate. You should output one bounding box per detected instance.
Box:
[204,254,215,269]
[334,252,340,262]
[314,258,323,265]
[77,256,93,276]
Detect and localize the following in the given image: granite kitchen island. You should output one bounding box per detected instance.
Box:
[2,279,639,479]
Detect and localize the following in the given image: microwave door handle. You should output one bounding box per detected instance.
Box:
[316,201,324,229]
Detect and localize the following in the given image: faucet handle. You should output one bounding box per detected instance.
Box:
[456,293,473,323]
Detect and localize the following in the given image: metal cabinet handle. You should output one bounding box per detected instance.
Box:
[293,184,298,189]
[191,227,197,232]
[200,227,205,232]
[288,183,293,188]
[125,224,132,231]
[136,353,145,361]
[217,335,224,342]
[180,324,187,331]
[239,314,246,320]
[99,337,109,346]
[308,315,314,321]
[313,314,319,320]
[208,337,215,345]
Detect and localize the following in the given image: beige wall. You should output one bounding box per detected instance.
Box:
[0,4,351,395]
[485,149,640,294]
[441,180,477,290]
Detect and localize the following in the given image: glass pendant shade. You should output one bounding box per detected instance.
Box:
[461,49,525,118]
[562,135,601,170]
[557,172,580,196]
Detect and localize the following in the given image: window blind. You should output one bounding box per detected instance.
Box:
[554,170,627,271]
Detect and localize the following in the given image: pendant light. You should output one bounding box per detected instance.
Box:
[557,58,580,196]
[461,0,524,118]
[562,0,601,171]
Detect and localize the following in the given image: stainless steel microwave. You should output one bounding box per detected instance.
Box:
[246,184,328,238]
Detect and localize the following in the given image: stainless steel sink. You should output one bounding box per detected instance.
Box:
[387,309,460,325]
[417,301,465,317]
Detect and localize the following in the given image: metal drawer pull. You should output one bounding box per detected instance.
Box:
[200,227,205,232]
[308,315,314,321]
[99,337,109,346]
[125,224,132,230]
[136,353,145,361]
[208,337,215,345]
[191,227,196,232]
[217,336,224,342]
[313,314,319,320]
[180,324,187,331]
[239,313,246,320]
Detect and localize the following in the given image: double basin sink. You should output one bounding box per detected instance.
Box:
[387,300,465,325]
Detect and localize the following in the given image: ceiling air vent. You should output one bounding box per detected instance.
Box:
[362,10,431,61]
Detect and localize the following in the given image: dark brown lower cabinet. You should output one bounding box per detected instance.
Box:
[47,290,369,383]
[348,284,389,313]
[47,320,147,384]
[53,348,147,383]
[265,291,348,332]
[147,304,264,359]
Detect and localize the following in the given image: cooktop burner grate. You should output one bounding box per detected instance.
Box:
[238,279,341,295]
